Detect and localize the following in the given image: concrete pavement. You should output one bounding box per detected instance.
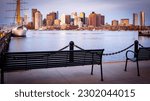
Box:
[1,60,150,84]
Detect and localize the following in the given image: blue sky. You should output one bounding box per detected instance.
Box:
[0,0,150,25]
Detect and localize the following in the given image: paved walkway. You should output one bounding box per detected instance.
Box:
[1,61,150,84]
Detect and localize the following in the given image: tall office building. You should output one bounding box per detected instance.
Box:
[89,12,105,27]
[101,15,105,25]
[65,15,71,24]
[46,12,57,26]
[56,11,59,19]
[60,14,71,25]
[24,14,28,25]
[96,14,101,26]
[35,11,42,29]
[89,12,97,27]
[60,14,66,25]
[120,19,129,26]
[112,20,119,26]
[79,12,85,24]
[85,17,89,26]
[32,9,38,28]
[140,11,145,26]
[133,13,138,26]
[71,12,78,25]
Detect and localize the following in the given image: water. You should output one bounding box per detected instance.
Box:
[9,30,150,62]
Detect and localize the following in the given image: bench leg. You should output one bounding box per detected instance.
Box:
[91,64,93,75]
[137,61,140,76]
[100,64,103,81]
[124,59,128,71]
[1,69,4,84]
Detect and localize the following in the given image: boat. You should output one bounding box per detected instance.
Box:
[9,0,27,37]
[138,30,150,36]
[11,25,27,37]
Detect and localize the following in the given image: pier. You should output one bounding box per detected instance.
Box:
[0,32,150,84]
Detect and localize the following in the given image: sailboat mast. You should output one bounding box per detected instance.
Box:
[16,0,21,25]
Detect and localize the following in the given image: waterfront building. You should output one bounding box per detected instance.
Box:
[60,14,71,25]
[96,14,101,26]
[101,15,105,25]
[60,14,66,25]
[54,19,61,26]
[46,12,57,26]
[24,14,28,25]
[65,15,71,24]
[35,11,42,30]
[112,20,119,26]
[79,12,85,24]
[133,13,138,26]
[78,18,83,28]
[74,16,79,26]
[89,12,97,27]
[140,11,145,26]
[71,12,78,25]
[56,11,59,19]
[120,19,129,26]
[32,9,38,28]
[85,17,89,26]
[89,12,105,27]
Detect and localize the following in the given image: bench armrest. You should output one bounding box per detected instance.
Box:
[126,50,137,59]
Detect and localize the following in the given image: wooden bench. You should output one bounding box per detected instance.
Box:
[125,47,150,76]
[1,48,104,83]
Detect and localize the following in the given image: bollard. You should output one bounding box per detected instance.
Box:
[134,40,139,58]
[69,41,74,62]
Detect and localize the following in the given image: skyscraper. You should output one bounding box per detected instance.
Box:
[89,12,105,27]
[79,12,85,24]
[24,14,28,25]
[60,14,71,25]
[96,14,101,26]
[101,15,105,25]
[89,12,97,27]
[35,11,42,29]
[133,13,138,26]
[46,12,57,26]
[56,11,59,19]
[32,9,38,27]
[65,15,71,24]
[120,19,129,26]
[140,11,145,26]
[60,14,66,25]
[112,20,119,26]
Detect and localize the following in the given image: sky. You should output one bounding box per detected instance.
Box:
[0,0,150,25]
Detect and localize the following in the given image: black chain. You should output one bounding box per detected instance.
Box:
[139,44,144,48]
[74,45,85,50]
[58,42,148,56]
[58,44,69,51]
[103,44,134,56]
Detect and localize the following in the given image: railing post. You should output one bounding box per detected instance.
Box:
[134,40,139,58]
[69,41,74,62]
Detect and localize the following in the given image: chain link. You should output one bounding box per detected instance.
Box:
[139,44,144,48]
[74,45,85,50]
[58,44,69,51]
[103,44,134,56]
[59,42,147,56]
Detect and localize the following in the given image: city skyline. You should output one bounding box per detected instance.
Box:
[0,0,150,25]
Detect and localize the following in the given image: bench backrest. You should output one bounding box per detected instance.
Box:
[3,49,104,71]
[138,47,150,60]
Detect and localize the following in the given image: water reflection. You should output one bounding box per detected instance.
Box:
[9,30,150,62]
